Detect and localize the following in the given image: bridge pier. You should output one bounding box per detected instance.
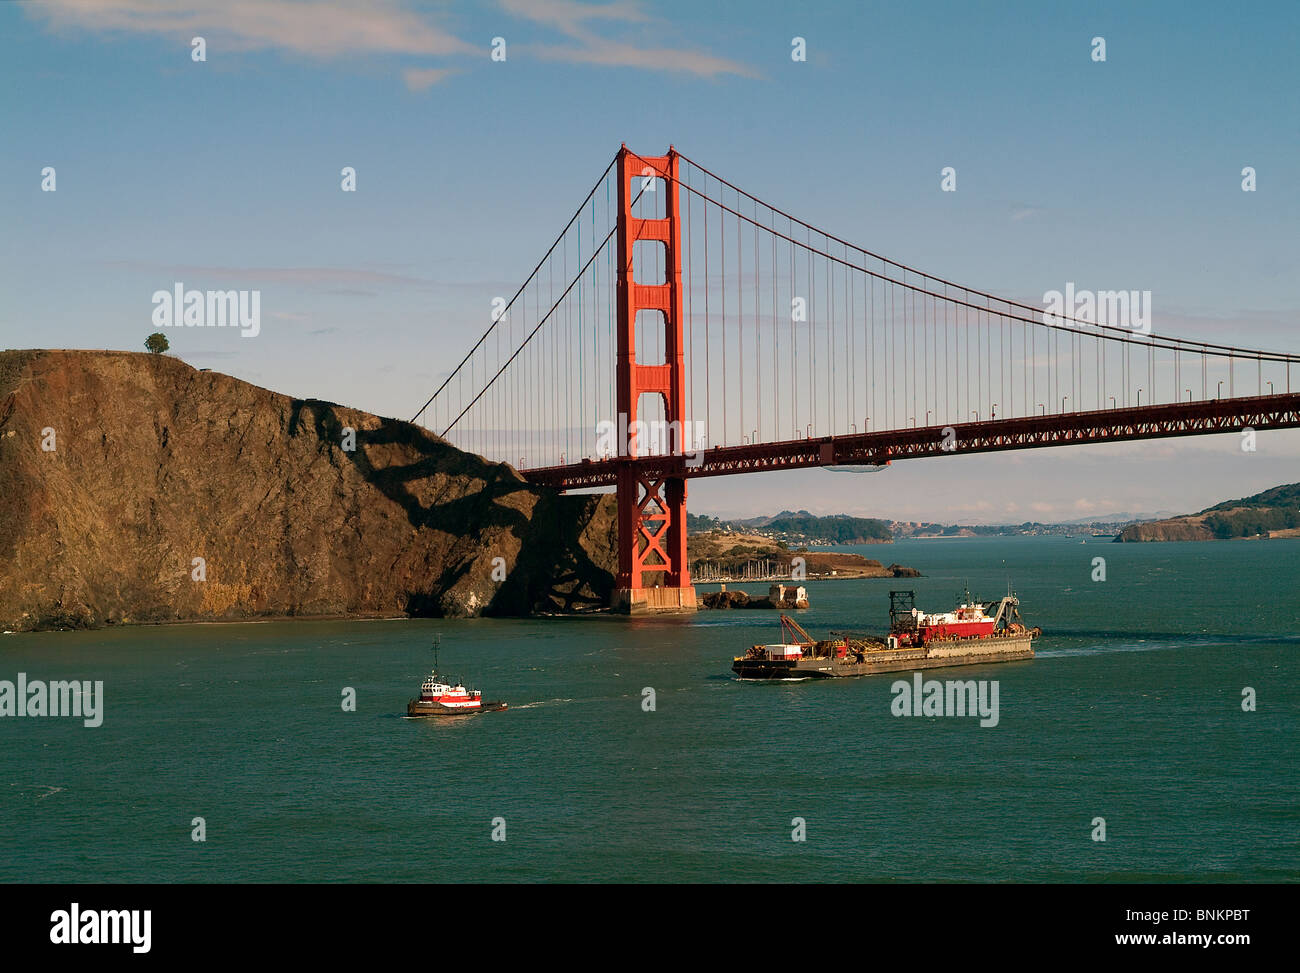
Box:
[612,585,698,615]
[611,145,696,613]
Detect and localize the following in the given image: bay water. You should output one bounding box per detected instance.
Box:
[2,536,1295,882]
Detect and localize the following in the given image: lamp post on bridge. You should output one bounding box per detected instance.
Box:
[1061,396,1069,413]
[1217,380,1224,399]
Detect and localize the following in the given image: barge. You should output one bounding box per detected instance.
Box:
[732,589,1039,679]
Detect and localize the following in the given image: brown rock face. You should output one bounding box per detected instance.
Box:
[887,564,922,578]
[0,350,617,631]
[1113,520,1215,542]
[700,589,809,610]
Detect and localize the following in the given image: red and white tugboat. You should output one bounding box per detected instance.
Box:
[406,641,507,717]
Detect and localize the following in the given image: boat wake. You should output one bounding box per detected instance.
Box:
[1044,628,1300,647]
[1037,641,1184,658]
[511,698,575,709]
[9,784,64,801]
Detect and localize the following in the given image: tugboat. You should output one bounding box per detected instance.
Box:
[732,588,1041,679]
[406,640,507,716]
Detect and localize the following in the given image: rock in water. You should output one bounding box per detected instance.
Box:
[0,350,618,631]
[702,590,750,609]
[700,589,807,610]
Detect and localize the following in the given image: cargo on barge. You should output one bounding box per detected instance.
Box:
[732,589,1040,679]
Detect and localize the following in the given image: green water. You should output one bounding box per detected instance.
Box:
[2,537,1296,882]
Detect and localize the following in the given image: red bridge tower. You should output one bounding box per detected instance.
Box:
[612,146,697,613]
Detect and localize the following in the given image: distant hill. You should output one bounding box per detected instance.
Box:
[1114,483,1300,542]
[729,509,815,528]
[687,530,918,579]
[1204,482,1300,513]
[686,511,892,544]
[690,510,1147,541]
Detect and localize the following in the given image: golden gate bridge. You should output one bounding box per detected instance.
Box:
[412,145,1300,613]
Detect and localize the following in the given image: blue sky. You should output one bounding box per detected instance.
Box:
[2,0,1297,522]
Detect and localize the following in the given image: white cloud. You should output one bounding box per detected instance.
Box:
[1010,205,1044,222]
[24,0,472,87]
[403,66,457,90]
[103,261,431,288]
[528,39,757,77]
[501,0,756,78]
[26,0,476,57]
[26,0,756,81]
[501,0,651,33]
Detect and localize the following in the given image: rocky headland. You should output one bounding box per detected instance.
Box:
[688,529,919,580]
[0,350,618,631]
[1113,483,1300,542]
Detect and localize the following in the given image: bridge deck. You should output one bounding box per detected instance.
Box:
[522,393,1300,490]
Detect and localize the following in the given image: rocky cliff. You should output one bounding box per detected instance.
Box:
[1112,519,1216,542]
[0,350,617,631]
[1113,483,1300,542]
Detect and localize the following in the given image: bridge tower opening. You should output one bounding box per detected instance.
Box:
[612,145,697,613]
